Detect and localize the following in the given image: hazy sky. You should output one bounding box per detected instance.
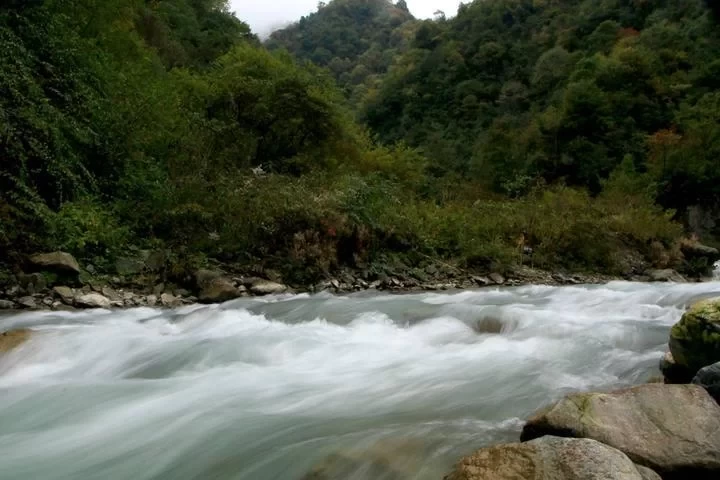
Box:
[231,0,462,36]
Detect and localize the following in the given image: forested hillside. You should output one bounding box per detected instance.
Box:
[1,0,718,291]
[267,0,418,104]
[363,0,720,216]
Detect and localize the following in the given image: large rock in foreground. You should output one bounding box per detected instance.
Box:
[521,384,720,479]
[75,292,111,309]
[29,252,80,274]
[669,297,720,374]
[444,436,659,480]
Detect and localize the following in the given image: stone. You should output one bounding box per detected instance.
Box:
[669,297,720,374]
[29,252,80,274]
[0,300,16,310]
[101,286,122,302]
[199,278,241,303]
[646,269,685,283]
[0,329,32,353]
[146,295,158,307]
[160,293,181,308]
[153,283,165,296]
[692,361,720,403]
[17,296,37,309]
[174,288,191,297]
[489,273,505,285]
[42,297,53,306]
[195,269,224,288]
[75,293,111,309]
[521,384,720,478]
[444,436,657,480]
[659,351,694,384]
[471,276,491,286]
[249,279,288,296]
[53,286,75,305]
[115,257,146,276]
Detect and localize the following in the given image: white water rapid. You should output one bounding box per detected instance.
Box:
[2,281,720,480]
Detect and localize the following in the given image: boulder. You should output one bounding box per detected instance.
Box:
[199,277,242,303]
[160,293,181,308]
[489,273,505,285]
[17,296,37,309]
[101,286,122,302]
[646,269,685,283]
[0,300,15,310]
[693,362,720,403]
[659,351,695,384]
[521,384,720,479]
[249,279,288,296]
[75,292,111,309]
[0,329,32,353]
[29,252,80,274]
[669,297,720,374]
[53,286,75,305]
[444,436,658,480]
[146,295,158,307]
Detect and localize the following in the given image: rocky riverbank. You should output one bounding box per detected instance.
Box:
[1,249,718,311]
[443,296,720,480]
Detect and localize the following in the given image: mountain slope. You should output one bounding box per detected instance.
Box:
[266,0,418,102]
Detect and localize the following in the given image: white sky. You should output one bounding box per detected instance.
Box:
[231,0,462,36]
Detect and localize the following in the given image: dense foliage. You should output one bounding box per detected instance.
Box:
[363,0,720,218]
[267,0,418,104]
[2,0,716,286]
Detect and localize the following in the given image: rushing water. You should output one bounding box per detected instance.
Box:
[1,281,720,480]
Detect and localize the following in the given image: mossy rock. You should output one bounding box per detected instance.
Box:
[669,297,720,374]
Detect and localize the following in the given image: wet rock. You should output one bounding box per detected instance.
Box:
[53,286,75,305]
[249,280,288,296]
[75,292,111,309]
[0,329,32,353]
[17,296,37,309]
[29,252,80,274]
[474,317,504,334]
[692,362,720,403]
[101,286,122,302]
[646,269,685,283]
[0,300,16,310]
[199,278,242,303]
[160,293,181,308]
[489,273,505,285]
[471,276,491,286]
[42,297,53,307]
[146,295,158,307]
[444,436,657,480]
[521,384,720,478]
[669,297,720,374]
[660,351,695,384]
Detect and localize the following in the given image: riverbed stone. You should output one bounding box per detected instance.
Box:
[0,299,15,309]
[249,279,287,296]
[29,252,80,274]
[521,384,720,478]
[489,273,505,285]
[53,286,75,305]
[17,296,37,309]
[692,361,720,403]
[444,436,658,480]
[160,293,181,308]
[0,329,31,353]
[75,292,111,309]
[646,269,685,283]
[199,277,242,303]
[669,297,720,374]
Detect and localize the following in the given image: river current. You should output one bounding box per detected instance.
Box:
[2,281,720,479]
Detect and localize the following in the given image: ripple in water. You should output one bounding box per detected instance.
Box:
[1,281,720,479]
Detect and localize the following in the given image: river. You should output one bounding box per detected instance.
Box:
[1,280,720,479]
